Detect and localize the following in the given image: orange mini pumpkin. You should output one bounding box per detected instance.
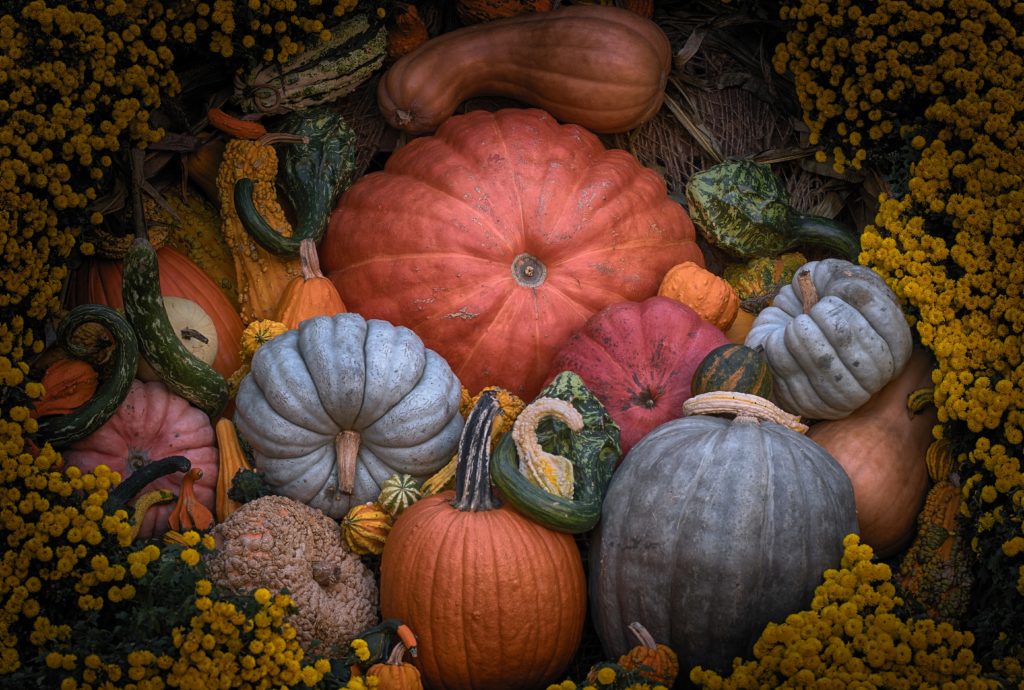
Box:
[31,358,98,419]
[617,621,679,687]
[275,238,347,330]
[657,260,740,331]
[366,641,423,690]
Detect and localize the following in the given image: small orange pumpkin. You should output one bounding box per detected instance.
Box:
[658,260,740,331]
[275,238,347,330]
[31,358,98,419]
[366,641,423,690]
[616,621,679,687]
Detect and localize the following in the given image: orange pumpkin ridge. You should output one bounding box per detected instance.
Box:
[321,108,703,399]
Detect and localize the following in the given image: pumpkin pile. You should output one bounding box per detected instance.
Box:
[12,2,1007,689]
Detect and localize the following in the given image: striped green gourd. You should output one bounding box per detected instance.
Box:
[690,343,774,399]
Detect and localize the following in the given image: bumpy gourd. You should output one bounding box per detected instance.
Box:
[233,313,464,520]
[216,136,303,323]
[657,260,740,330]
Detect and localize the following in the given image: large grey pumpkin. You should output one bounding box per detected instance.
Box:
[744,258,912,420]
[589,402,858,677]
[234,313,464,519]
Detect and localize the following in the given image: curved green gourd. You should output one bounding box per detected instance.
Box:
[685,159,860,261]
[490,371,621,534]
[103,455,192,514]
[237,106,359,256]
[34,304,139,449]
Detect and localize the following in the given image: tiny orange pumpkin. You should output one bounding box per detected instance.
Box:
[275,238,347,330]
[616,621,679,687]
[366,641,423,690]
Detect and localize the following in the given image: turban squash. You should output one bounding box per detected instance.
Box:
[320,107,703,400]
[232,313,464,520]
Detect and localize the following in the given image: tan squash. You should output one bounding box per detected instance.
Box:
[377,5,670,134]
[806,346,936,559]
[275,239,347,329]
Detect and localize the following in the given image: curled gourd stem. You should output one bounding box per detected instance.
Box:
[683,391,808,433]
[386,641,409,665]
[512,397,582,499]
[797,268,819,313]
[628,621,658,649]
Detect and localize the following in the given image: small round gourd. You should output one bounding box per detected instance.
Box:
[233,313,464,519]
[690,343,773,399]
[590,393,858,676]
[341,502,393,556]
[744,258,913,420]
[378,473,422,517]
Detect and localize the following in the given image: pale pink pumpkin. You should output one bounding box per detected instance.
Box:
[545,296,729,456]
[63,380,218,538]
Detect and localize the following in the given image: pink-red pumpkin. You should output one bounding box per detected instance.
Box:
[62,380,219,538]
[320,108,703,400]
[544,296,729,455]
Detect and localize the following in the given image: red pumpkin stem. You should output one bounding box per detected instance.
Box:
[335,430,361,495]
[797,269,819,313]
[628,621,658,649]
[452,390,501,512]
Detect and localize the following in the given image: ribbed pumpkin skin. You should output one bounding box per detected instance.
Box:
[74,247,243,380]
[544,297,728,455]
[379,492,587,690]
[321,108,703,400]
[63,380,218,539]
[590,414,858,676]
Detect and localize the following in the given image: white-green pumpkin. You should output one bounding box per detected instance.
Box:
[744,258,913,420]
[233,313,464,519]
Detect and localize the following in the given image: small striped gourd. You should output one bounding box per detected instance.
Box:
[690,343,773,399]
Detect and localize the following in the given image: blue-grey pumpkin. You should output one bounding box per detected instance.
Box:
[589,405,858,676]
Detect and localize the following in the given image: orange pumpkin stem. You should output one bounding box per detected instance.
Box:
[797,269,819,313]
[168,467,215,531]
[335,430,361,495]
[452,391,502,512]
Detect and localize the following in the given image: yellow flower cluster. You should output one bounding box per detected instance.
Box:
[0,1,178,398]
[165,0,364,64]
[164,586,329,689]
[0,451,146,674]
[689,535,998,689]
[776,0,1024,658]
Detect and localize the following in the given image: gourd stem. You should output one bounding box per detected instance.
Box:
[628,621,658,650]
[683,391,808,433]
[452,390,501,512]
[335,430,360,495]
[386,641,408,666]
[257,132,309,146]
[797,269,819,314]
[298,238,324,280]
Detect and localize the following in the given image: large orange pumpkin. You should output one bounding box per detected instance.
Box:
[72,246,244,380]
[320,107,703,399]
[379,392,587,690]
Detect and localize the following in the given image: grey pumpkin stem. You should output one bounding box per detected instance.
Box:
[452,390,501,512]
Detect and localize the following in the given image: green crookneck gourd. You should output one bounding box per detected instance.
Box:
[490,371,621,534]
[685,159,860,261]
[236,106,359,256]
